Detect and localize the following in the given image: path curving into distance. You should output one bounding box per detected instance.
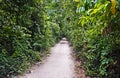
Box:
[19,39,75,78]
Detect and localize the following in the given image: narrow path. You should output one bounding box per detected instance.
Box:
[19,40,75,78]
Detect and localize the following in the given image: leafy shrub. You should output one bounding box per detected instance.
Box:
[66,0,120,77]
[0,0,61,77]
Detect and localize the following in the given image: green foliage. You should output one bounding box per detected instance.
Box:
[67,0,120,77]
[0,0,120,77]
[0,0,61,77]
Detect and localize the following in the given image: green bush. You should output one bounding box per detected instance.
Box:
[67,0,120,77]
[0,0,61,77]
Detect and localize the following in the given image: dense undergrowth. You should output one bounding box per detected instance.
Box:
[0,0,60,77]
[66,0,120,77]
[0,0,120,78]
[51,0,120,77]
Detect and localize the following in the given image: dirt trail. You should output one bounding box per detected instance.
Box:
[19,40,75,78]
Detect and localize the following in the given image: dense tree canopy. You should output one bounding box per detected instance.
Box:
[0,0,120,77]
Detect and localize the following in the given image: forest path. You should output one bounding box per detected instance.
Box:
[19,39,75,78]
